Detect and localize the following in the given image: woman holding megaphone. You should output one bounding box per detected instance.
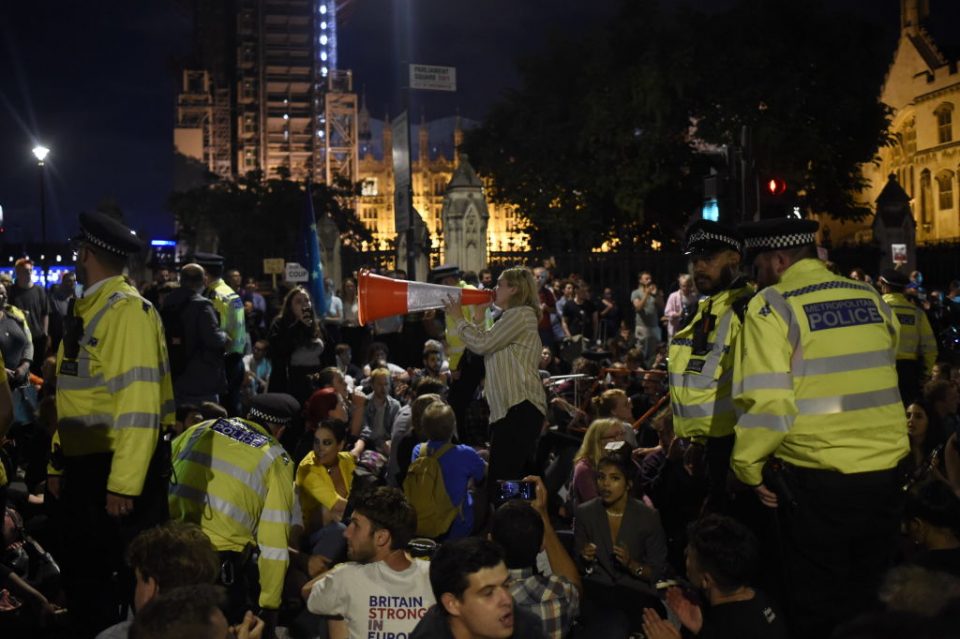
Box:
[443,267,548,495]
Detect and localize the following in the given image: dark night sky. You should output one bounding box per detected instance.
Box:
[0,1,930,243]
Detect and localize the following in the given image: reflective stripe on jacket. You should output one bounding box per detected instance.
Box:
[56,276,175,496]
[882,292,937,372]
[668,283,754,439]
[169,417,293,609]
[731,259,909,486]
[209,279,248,355]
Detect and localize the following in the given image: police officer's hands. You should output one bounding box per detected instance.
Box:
[754,483,779,508]
[105,492,134,518]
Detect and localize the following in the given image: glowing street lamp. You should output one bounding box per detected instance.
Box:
[32,144,50,285]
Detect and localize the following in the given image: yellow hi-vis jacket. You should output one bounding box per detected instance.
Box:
[169,417,293,610]
[669,282,754,440]
[731,259,909,486]
[208,278,248,355]
[882,292,937,372]
[56,276,175,496]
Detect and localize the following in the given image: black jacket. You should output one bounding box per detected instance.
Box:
[410,603,545,639]
[162,286,228,398]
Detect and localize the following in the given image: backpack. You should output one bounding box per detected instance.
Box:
[161,297,194,377]
[403,442,460,538]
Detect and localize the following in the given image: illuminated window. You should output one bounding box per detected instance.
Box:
[361,178,378,196]
[938,171,955,210]
[936,104,954,144]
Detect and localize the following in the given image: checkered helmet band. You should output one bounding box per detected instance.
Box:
[248,406,292,426]
[82,230,130,256]
[686,228,743,253]
[744,232,816,250]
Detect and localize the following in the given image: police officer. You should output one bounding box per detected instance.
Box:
[879,268,937,405]
[168,392,297,635]
[55,211,175,637]
[190,253,248,416]
[668,220,753,511]
[731,218,908,637]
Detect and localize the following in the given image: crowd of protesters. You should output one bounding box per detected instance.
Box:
[3,212,960,639]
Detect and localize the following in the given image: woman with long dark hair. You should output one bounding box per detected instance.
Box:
[267,286,332,405]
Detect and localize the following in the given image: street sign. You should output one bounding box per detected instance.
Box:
[263,258,285,275]
[392,112,412,233]
[409,64,457,92]
[284,262,309,283]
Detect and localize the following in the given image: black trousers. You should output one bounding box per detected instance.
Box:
[449,350,485,446]
[777,464,903,639]
[487,401,544,499]
[59,448,170,638]
[702,434,735,514]
[895,359,922,407]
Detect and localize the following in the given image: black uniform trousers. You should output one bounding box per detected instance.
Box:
[776,464,903,639]
[895,359,922,407]
[59,447,170,638]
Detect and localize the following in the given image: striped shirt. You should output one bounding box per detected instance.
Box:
[454,305,547,423]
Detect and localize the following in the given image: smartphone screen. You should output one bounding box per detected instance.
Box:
[496,480,536,505]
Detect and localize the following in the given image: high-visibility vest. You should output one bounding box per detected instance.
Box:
[731,259,909,486]
[208,279,248,355]
[169,417,293,609]
[882,292,937,372]
[56,276,175,496]
[669,282,754,440]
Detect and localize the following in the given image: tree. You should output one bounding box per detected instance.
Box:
[463,0,893,252]
[169,174,370,275]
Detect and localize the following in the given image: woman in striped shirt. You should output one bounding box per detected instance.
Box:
[444,267,548,491]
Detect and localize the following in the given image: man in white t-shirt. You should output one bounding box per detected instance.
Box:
[302,487,434,637]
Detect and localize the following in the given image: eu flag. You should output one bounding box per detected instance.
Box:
[303,184,327,315]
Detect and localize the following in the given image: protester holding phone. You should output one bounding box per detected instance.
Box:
[444,267,547,494]
[575,450,669,637]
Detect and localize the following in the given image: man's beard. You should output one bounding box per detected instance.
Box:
[694,264,737,296]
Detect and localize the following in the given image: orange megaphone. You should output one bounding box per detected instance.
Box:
[357,269,494,326]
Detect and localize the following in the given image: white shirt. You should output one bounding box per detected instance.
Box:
[307,559,435,638]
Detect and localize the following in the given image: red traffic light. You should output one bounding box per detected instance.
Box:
[766,178,787,196]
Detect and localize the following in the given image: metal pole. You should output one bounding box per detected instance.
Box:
[398,0,416,280]
[39,161,47,284]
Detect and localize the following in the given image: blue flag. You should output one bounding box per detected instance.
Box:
[303,184,327,315]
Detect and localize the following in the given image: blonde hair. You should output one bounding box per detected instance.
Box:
[574,418,623,468]
[370,367,391,383]
[592,388,628,418]
[499,267,541,319]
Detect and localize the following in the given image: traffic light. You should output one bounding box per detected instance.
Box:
[758,175,796,219]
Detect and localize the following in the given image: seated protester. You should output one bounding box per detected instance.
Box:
[903,479,960,578]
[407,402,486,539]
[924,380,960,440]
[302,487,434,638]
[304,386,363,462]
[394,393,444,487]
[412,536,546,639]
[575,451,669,637]
[591,388,639,447]
[490,476,582,639]
[905,400,948,489]
[876,564,960,618]
[96,521,219,639]
[361,341,405,379]
[637,406,675,485]
[129,583,263,639]
[641,514,787,639]
[645,439,708,571]
[362,368,401,455]
[386,376,449,486]
[313,366,367,442]
[334,343,363,386]
[409,340,452,390]
[295,419,355,561]
[571,418,625,508]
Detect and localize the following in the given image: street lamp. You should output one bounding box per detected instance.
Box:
[32,145,49,286]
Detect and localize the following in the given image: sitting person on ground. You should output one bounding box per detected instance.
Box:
[393,392,444,487]
[637,405,676,489]
[641,513,787,639]
[591,388,639,447]
[406,402,486,539]
[386,376,449,486]
[411,536,546,639]
[362,367,401,455]
[575,450,669,637]
[570,418,625,508]
[905,400,948,489]
[490,476,582,639]
[302,487,434,639]
[903,479,960,577]
[128,583,264,639]
[304,386,363,462]
[96,521,220,639]
[295,418,355,563]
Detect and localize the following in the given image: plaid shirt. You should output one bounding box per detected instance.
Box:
[507,567,580,639]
